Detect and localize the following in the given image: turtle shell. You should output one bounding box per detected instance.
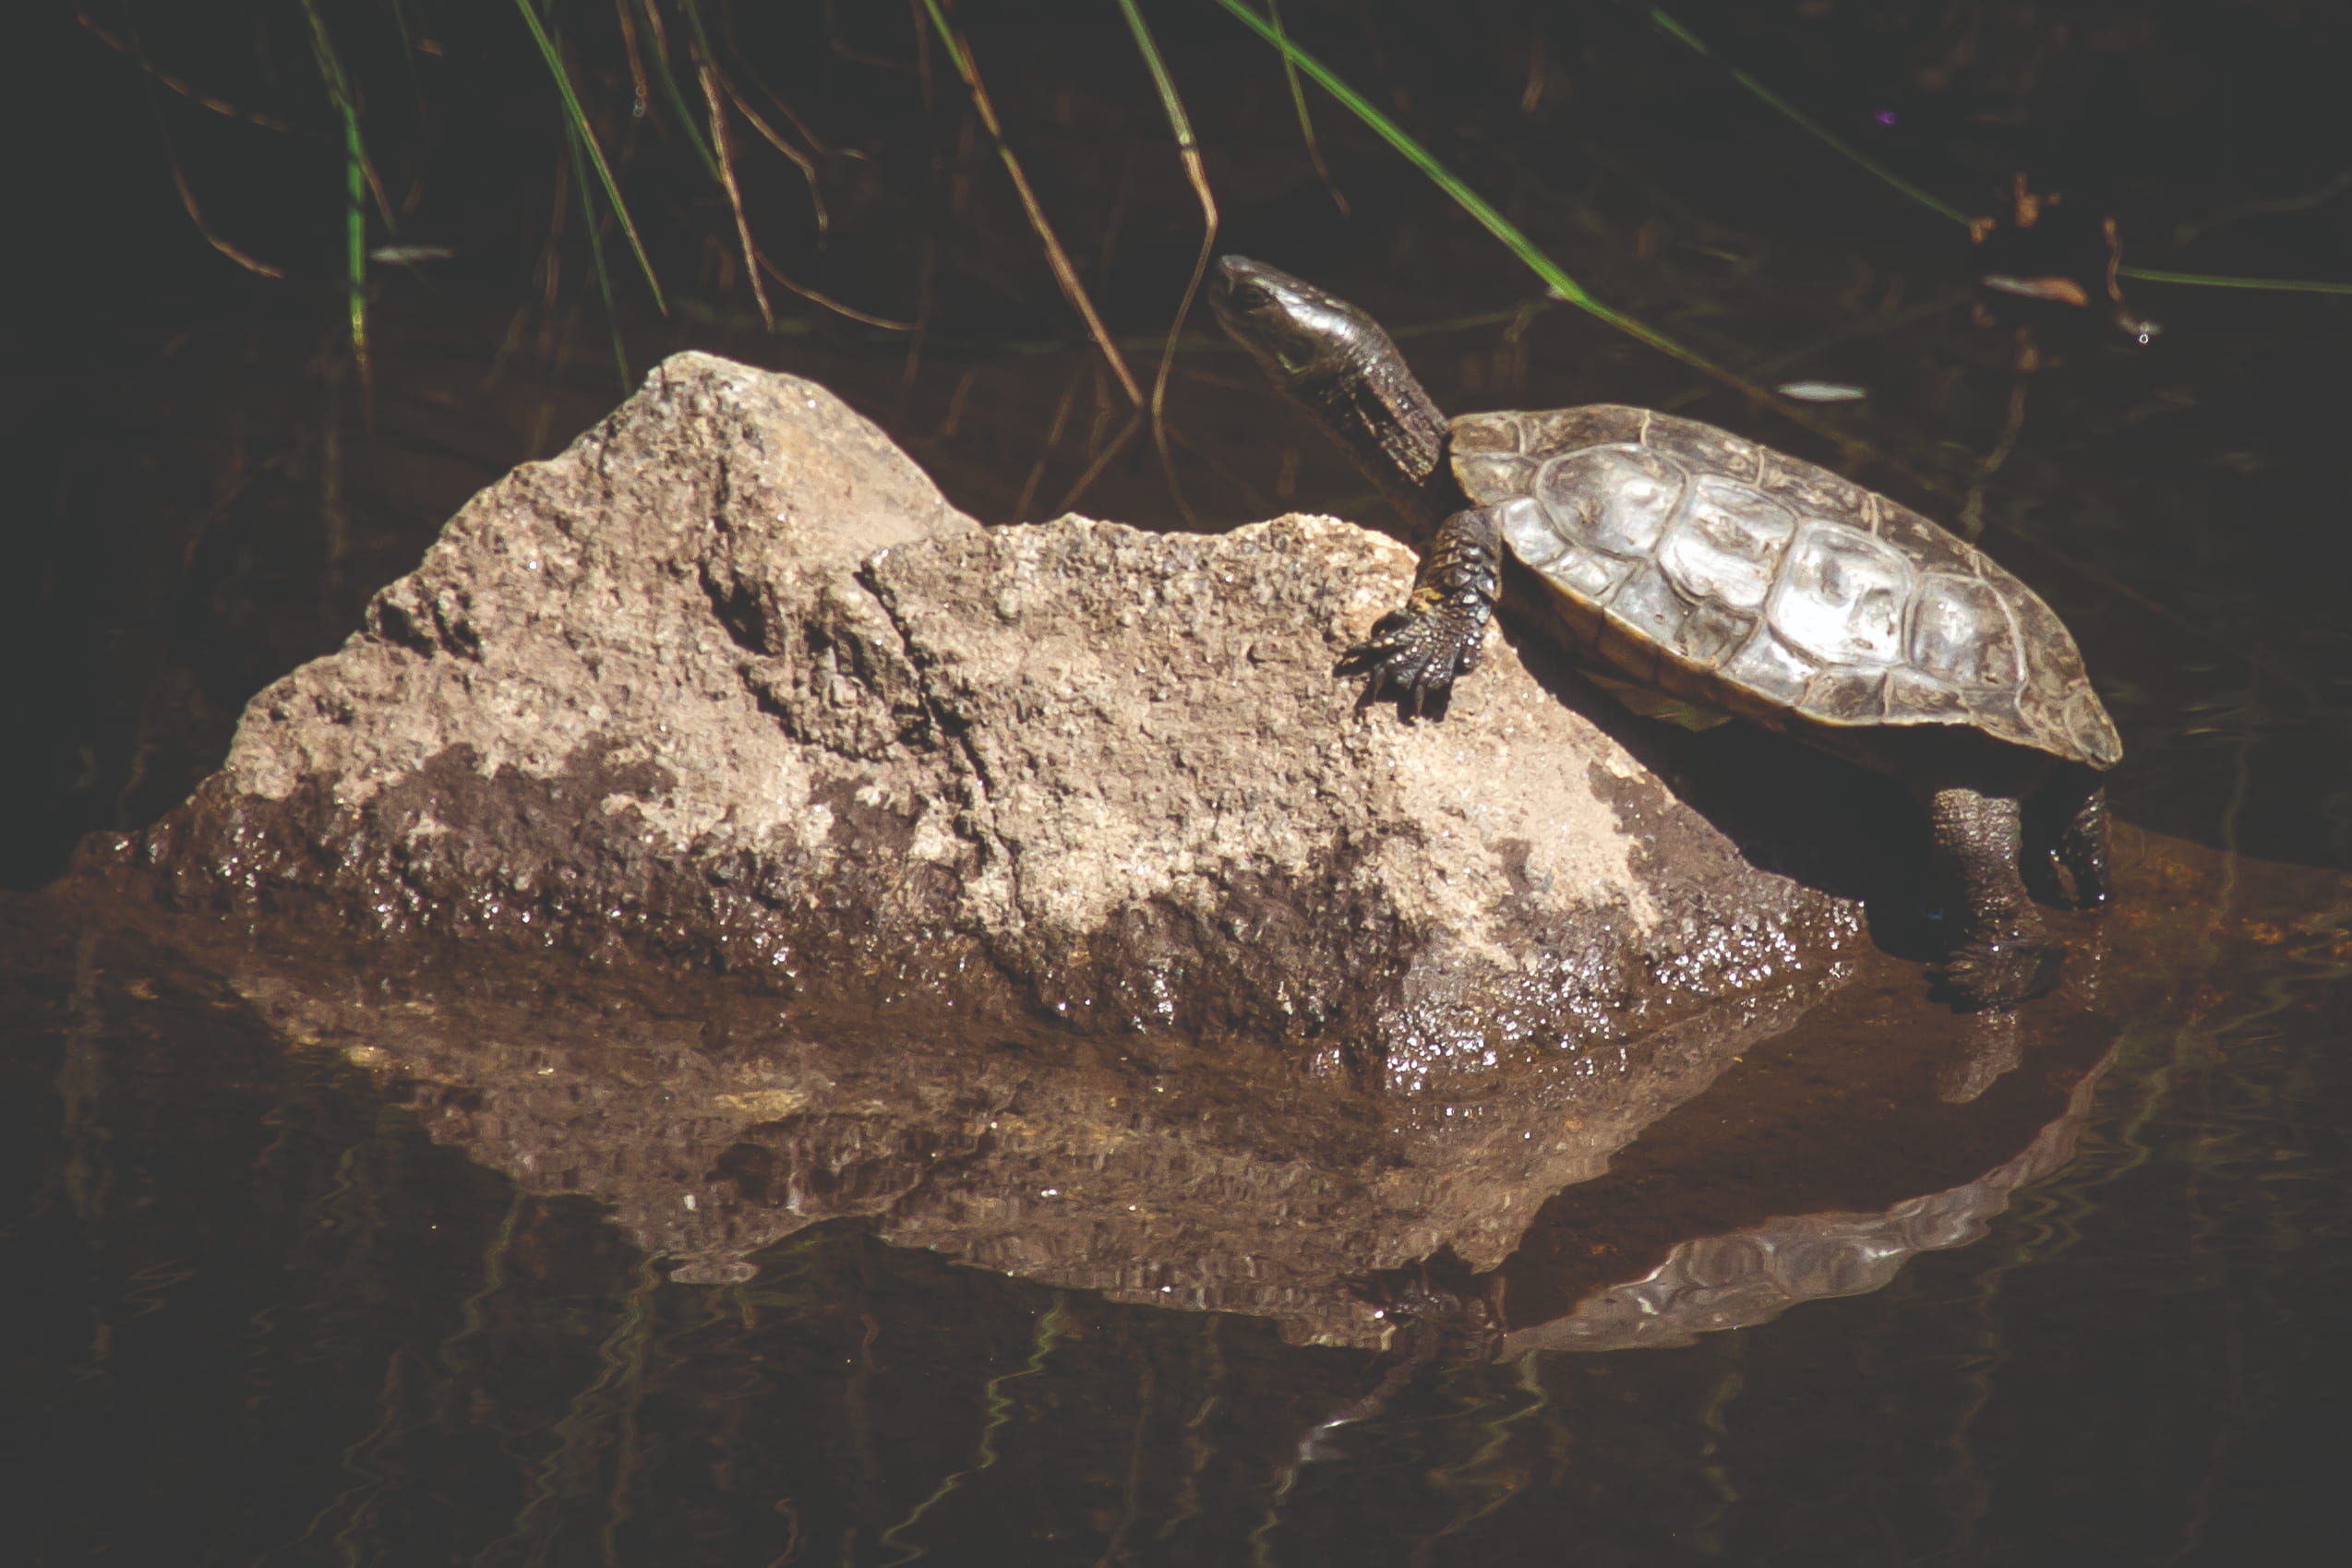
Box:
[1451,405,2121,771]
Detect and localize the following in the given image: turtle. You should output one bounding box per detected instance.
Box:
[1208,256,2120,1011]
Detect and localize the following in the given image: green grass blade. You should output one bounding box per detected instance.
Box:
[2118,266,2352,295]
[1646,7,1970,226]
[1116,0,1197,150]
[512,0,667,313]
[1206,0,1787,413]
[565,112,634,390]
[297,0,369,381]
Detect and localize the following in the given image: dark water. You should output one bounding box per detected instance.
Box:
[10,3,2352,1562]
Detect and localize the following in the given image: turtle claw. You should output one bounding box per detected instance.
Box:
[1930,926,2065,1012]
[1338,607,1483,716]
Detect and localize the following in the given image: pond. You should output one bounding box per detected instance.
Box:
[7,4,2350,1562]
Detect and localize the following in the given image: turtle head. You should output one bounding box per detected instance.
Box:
[1210,257,1404,393]
[1209,257,1453,515]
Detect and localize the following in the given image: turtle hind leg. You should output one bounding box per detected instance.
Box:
[2022,766,2112,909]
[1923,783,2065,1011]
[1337,509,1500,717]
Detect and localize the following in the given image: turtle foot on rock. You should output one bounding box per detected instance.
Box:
[1335,507,1503,717]
[1336,603,1486,718]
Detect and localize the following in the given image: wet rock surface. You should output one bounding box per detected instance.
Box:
[90,351,1862,1088]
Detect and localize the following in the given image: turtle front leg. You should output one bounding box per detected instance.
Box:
[1923,784,2066,1011]
[1337,508,1501,716]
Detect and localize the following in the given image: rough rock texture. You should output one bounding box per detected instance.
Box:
[109,351,1861,1089]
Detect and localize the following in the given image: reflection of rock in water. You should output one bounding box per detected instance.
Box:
[222,931,1845,1344]
[47,820,2288,1367]
[205,891,2115,1353]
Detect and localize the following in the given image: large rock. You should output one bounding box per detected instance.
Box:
[109,352,1860,1091]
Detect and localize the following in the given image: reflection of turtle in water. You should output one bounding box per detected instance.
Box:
[1210,257,2120,1011]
